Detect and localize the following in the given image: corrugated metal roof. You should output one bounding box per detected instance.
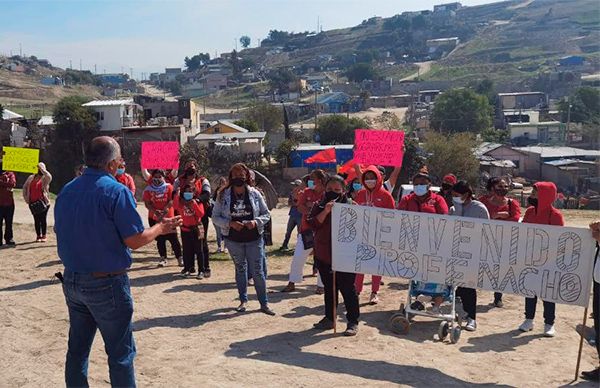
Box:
[2,108,23,120]
[82,99,134,107]
[194,132,266,141]
[296,144,353,151]
[216,120,248,133]
[514,146,600,158]
[474,142,502,157]
[37,115,54,126]
[544,159,598,166]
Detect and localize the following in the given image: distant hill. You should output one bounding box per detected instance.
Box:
[0,55,102,118]
[239,0,599,84]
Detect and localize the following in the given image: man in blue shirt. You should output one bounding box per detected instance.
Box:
[55,136,181,388]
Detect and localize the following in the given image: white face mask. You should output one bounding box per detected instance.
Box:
[365,180,377,189]
[452,196,465,205]
[414,184,429,196]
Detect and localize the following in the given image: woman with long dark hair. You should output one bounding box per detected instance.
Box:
[212,163,274,315]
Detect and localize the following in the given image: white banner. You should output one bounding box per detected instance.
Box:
[331,204,596,307]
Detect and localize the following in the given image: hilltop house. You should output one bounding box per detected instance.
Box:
[192,120,266,157]
[83,99,140,131]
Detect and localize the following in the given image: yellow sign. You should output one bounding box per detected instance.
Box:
[2,147,40,174]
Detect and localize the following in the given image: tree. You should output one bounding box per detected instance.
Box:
[316,116,368,145]
[275,139,298,167]
[471,78,496,106]
[244,101,282,132]
[423,132,480,185]
[481,128,509,143]
[233,119,260,132]
[46,96,98,191]
[430,88,493,134]
[267,68,297,93]
[184,53,210,72]
[230,50,242,82]
[165,80,182,95]
[345,63,378,83]
[559,87,600,146]
[240,35,251,48]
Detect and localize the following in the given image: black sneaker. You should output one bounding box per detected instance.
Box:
[494,299,504,308]
[279,245,288,251]
[344,323,358,336]
[204,269,211,278]
[260,305,276,316]
[581,367,600,382]
[178,270,190,277]
[410,301,425,311]
[313,317,334,330]
[6,240,16,247]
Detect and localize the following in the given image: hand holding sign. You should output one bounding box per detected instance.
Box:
[354,129,405,167]
[1,147,40,174]
[141,142,180,170]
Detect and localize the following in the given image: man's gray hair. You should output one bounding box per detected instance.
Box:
[85,136,121,169]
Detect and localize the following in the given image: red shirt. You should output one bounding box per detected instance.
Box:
[29,177,44,203]
[522,182,564,227]
[298,188,324,232]
[0,172,16,206]
[116,173,136,195]
[143,185,175,221]
[397,191,448,214]
[173,196,205,231]
[479,195,520,222]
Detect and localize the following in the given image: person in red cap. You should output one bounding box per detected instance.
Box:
[440,173,457,208]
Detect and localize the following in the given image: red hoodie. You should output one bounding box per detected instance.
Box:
[397,191,448,215]
[355,165,395,209]
[522,182,564,226]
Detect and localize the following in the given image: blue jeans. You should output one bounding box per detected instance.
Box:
[225,238,268,306]
[213,222,223,249]
[62,270,136,388]
[282,215,302,247]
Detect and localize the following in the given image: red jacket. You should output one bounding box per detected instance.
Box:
[479,194,520,222]
[355,165,395,209]
[0,171,16,206]
[398,191,448,215]
[173,195,205,231]
[116,173,136,195]
[522,182,564,226]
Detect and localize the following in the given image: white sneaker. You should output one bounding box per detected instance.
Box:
[465,318,477,332]
[519,319,534,332]
[158,258,167,267]
[544,324,556,337]
[217,247,223,253]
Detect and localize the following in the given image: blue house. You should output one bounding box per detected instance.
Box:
[559,56,585,67]
[316,92,351,113]
[290,144,354,170]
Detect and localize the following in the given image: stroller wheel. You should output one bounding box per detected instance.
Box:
[450,326,462,344]
[390,315,410,335]
[438,321,450,340]
[398,303,405,315]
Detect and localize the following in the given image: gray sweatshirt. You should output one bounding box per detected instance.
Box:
[449,199,490,220]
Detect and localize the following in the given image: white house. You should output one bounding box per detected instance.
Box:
[82,99,139,131]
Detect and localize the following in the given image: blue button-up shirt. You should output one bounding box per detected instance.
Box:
[54,168,145,273]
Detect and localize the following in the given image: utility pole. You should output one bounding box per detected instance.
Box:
[130,67,133,79]
[314,89,319,132]
[69,60,72,70]
[79,59,82,71]
[566,96,572,143]
[19,43,22,57]
[94,64,97,74]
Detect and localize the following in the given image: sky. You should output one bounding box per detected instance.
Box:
[0,0,499,78]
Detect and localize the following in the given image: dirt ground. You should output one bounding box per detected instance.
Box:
[0,197,598,387]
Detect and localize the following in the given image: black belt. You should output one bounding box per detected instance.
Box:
[91,270,127,279]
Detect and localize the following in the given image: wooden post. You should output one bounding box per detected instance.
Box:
[332,270,337,334]
[574,307,589,381]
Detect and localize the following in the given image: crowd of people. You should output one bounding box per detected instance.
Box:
[1,135,598,386]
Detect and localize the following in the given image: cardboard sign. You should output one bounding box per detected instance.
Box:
[354,129,405,167]
[331,204,595,307]
[1,146,40,173]
[141,142,180,170]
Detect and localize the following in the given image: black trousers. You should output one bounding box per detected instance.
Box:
[181,230,205,272]
[201,215,210,271]
[456,287,477,320]
[33,207,49,237]
[148,218,182,259]
[316,259,360,325]
[494,292,503,303]
[0,205,15,243]
[525,296,555,325]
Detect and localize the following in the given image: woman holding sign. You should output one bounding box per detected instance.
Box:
[23,162,52,242]
[143,169,183,267]
[354,166,396,305]
[480,176,521,308]
[449,181,490,332]
[518,182,564,337]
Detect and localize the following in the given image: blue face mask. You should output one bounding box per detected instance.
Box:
[116,168,125,175]
[307,180,315,189]
[352,183,363,192]
[183,192,194,201]
[414,184,429,196]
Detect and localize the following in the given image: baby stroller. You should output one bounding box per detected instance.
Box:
[389,280,462,344]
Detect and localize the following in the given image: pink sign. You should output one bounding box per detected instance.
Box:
[141,141,180,170]
[354,129,405,167]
